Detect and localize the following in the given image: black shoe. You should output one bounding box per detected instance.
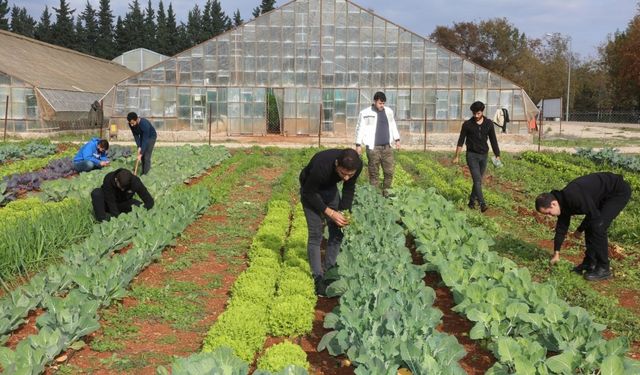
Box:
[314,275,327,296]
[480,204,488,213]
[572,263,595,274]
[584,267,612,281]
[468,202,476,209]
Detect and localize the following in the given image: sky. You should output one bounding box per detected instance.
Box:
[16,0,638,60]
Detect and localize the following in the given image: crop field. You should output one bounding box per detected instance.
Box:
[0,144,639,374]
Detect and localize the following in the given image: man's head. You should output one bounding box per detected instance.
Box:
[470,101,485,121]
[97,139,109,153]
[127,112,139,126]
[334,148,362,182]
[535,193,561,216]
[114,169,133,191]
[373,91,386,111]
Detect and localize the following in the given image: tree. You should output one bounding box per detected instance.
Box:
[259,0,276,14]
[9,6,36,37]
[123,0,145,50]
[0,0,9,30]
[78,1,99,54]
[185,4,203,46]
[35,6,54,43]
[165,2,180,55]
[232,9,242,27]
[210,0,231,34]
[155,0,170,54]
[430,22,489,67]
[252,6,260,19]
[52,0,76,49]
[143,0,156,50]
[95,0,116,58]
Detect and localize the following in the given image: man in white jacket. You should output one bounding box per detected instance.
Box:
[355,91,401,197]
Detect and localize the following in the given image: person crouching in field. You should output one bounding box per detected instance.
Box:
[91,168,154,222]
[73,138,109,172]
[300,148,363,296]
[535,172,631,281]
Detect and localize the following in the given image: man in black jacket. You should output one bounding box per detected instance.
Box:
[535,172,631,281]
[91,168,155,222]
[453,101,501,212]
[300,148,362,296]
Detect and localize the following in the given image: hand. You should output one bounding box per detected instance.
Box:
[549,251,560,265]
[356,145,362,155]
[395,140,400,150]
[137,153,142,161]
[100,161,109,167]
[572,230,583,240]
[327,209,349,227]
[452,156,459,164]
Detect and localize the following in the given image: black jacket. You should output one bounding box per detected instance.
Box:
[456,117,500,156]
[101,168,154,216]
[552,172,626,251]
[299,149,362,213]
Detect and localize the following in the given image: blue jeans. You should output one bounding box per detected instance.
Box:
[301,189,342,277]
[73,160,99,173]
[466,151,488,206]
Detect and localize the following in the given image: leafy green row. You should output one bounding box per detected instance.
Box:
[0,147,77,179]
[393,186,640,374]
[576,148,640,173]
[319,185,467,374]
[0,141,57,164]
[0,183,212,374]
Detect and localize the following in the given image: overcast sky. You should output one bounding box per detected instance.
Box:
[17,0,637,59]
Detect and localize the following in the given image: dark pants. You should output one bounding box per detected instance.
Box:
[302,189,342,277]
[583,180,632,270]
[466,151,488,206]
[73,160,99,173]
[141,137,156,175]
[91,188,142,222]
[366,144,395,195]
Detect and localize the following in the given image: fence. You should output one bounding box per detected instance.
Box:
[570,111,639,124]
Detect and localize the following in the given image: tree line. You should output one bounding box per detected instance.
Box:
[0,0,275,58]
[1,0,638,111]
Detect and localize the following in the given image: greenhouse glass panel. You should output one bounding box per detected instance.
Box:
[449,90,461,120]
[513,90,524,120]
[435,90,448,120]
[396,90,410,120]
[411,89,424,119]
[487,90,500,120]
[462,60,475,88]
[26,92,37,119]
[450,56,463,88]
[500,90,513,113]
[436,49,449,87]
[476,68,488,89]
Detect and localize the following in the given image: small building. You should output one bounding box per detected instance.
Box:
[112,48,169,73]
[0,30,133,133]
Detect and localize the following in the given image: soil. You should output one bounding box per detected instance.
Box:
[48,163,282,374]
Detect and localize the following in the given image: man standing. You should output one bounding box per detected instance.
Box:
[535,172,631,281]
[127,112,157,175]
[300,148,363,296]
[73,138,110,172]
[91,168,154,222]
[355,91,400,197]
[453,101,501,212]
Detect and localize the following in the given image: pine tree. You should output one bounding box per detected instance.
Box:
[74,16,84,50]
[251,6,260,19]
[259,0,276,14]
[96,0,116,58]
[9,6,36,37]
[232,9,242,27]
[210,0,230,35]
[202,0,213,40]
[186,4,203,45]
[52,0,76,49]
[0,0,9,30]
[143,0,156,50]
[155,0,170,55]
[165,3,180,55]
[35,6,54,43]
[124,0,145,50]
[79,1,99,55]
[114,15,127,55]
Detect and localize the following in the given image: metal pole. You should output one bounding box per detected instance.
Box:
[423,107,427,152]
[318,103,322,148]
[559,97,563,136]
[3,95,8,142]
[208,103,212,145]
[538,101,544,152]
[566,37,572,122]
[99,99,104,139]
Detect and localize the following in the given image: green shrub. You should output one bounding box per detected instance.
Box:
[256,341,309,373]
[268,295,315,337]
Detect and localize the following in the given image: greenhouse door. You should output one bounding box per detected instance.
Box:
[266,88,284,134]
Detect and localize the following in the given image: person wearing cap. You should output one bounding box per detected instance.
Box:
[127,112,157,175]
[535,172,631,281]
[91,168,154,222]
[453,101,501,212]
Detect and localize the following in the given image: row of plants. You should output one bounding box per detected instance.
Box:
[0,147,77,180]
[0,181,213,374]
[392,185,640,374]
[0,145,230,283]
[319,185,467,374]
[576,147,640,173]
[0,141,57,164]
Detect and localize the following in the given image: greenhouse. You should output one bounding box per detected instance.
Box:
[109,0,538,143]
[112,48,169,73]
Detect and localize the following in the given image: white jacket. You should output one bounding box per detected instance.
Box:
[355,105,400,148]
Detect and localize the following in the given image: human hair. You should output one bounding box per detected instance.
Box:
[115,169,133,188]
[337,148,362,171]
[535,193,556,211]
[127,112,138,122]
[98,139,109,150]
[470,101,485,113]
[373,91,386,103]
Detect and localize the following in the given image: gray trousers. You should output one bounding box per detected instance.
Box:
[141,137,156,175]
[366,145,395,194]
[302,190,342,277]
[466,151,488,206]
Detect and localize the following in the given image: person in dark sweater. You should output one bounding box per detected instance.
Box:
[453,101,501,212]
[300,148,363,296]
[127,112,157,175]
[91,168,154,222]
[535,172,631,281]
